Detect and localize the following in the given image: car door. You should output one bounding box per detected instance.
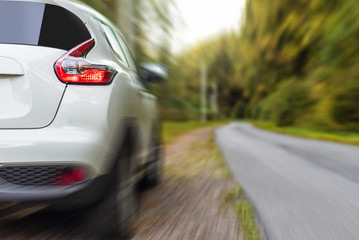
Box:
[113,32,156,164]
[97,19,154,167]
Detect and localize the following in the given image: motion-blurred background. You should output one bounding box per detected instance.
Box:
[83,0,359,132]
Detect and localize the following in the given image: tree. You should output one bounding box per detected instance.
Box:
[81,0,176,62]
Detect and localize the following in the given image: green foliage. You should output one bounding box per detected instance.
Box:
[232,101,246,119]
[331,84,359,131]
[261,80,314,126]
[161,0,359,132]
[85,0,359,132]
[80,0,175,63]
[236,0,359,131]
[81,0,117,22]
[251,104,263,120]
[251,120,359,146]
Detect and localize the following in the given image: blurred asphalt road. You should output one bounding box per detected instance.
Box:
[216,122,359,240]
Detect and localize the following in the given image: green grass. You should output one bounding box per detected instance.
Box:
[237,198,261,240]
[250,120,359,146]
[162,120,229,144]
[222,186,261,240]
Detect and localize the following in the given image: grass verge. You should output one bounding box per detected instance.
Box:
[162,120,229,144]
[163,121,262,240]
[250,120,359,146]
[222,186,261,240]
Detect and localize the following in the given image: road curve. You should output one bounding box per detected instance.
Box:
[216,122,359,240]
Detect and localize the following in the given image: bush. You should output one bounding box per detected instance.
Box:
[331,85,359,131]
[231,101,246,119]
[260,79,314,126]
[251,103,262,119]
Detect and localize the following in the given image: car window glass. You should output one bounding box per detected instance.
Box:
[39,4,91,50]
[115,32,137,71]
[100,23,128,66]
[0,1,91,50]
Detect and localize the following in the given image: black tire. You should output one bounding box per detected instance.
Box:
[143,139,163,188]
[114,146,139,239]
[80,136,139,239]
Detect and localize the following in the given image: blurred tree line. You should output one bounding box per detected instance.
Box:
[161,0,359,131]
[81,0,175,63]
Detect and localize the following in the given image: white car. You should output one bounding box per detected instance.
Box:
[0,0,165,237]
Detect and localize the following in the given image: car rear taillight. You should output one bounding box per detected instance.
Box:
[55,167,88,186]
[55,39,116,84]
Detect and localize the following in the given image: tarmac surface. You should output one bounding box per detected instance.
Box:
[216,122,359,240]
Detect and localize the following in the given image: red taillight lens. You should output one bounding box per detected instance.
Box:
[56,167,88,186]
[55,39,117,84]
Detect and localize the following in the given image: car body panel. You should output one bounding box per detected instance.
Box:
[0,45,66,129]
[0,57,24,75]
[0,0,160,211]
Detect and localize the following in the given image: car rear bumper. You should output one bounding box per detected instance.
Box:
[0,172,111,217]
[0,127,117,177]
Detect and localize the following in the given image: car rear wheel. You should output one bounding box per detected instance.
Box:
[143,139,162,188]
[114,149,138,238]
[80,139,138,238]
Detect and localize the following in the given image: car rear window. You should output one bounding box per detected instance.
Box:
[0,1,91,50]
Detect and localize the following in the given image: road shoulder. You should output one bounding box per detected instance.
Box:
[133,126,258,239]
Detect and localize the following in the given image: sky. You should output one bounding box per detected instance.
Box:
[173,0,246,52]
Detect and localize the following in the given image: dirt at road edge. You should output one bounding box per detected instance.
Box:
[132,127,242,240]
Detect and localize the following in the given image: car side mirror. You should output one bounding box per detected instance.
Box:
[139,63,168,83]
